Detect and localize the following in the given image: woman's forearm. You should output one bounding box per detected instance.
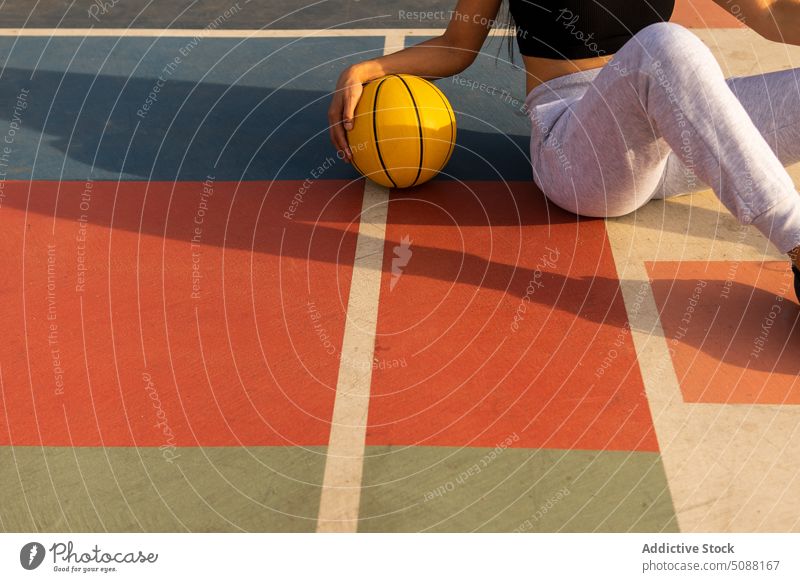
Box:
[348,35,478,82]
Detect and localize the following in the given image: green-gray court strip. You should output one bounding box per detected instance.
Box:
[1,447,326,532]
[358,447,678,532]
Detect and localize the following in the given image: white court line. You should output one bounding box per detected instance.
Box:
[316,179,390,533]
[316,33,401,532]
[315,26,399,531]
[0,27,516,37]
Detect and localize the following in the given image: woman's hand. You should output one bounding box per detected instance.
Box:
[328,65,365,163]
[327,0,502,162]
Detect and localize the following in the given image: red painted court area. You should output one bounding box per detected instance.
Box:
[366,181,659,452]
[0,179,659,453]
[0,179,363,447]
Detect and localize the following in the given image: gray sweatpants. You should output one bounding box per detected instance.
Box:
[524,21,800,254]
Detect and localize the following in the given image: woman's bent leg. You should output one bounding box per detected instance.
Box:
[656,67,800,201]
[531,21,800,254]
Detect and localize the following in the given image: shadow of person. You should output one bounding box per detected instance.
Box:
[648,271,800,380]
[3,62,796,378]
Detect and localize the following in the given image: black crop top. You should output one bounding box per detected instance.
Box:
[508,0,675,59]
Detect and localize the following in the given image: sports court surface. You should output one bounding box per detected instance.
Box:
[1,0,799,533]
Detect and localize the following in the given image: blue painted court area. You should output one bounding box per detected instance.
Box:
[0,34,531,183]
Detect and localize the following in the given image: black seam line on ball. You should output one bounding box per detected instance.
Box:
[425,78,455,172]
[373,77,397,188]
[393,74,423,187]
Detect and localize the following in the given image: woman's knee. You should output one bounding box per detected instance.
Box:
[627,21,716,70]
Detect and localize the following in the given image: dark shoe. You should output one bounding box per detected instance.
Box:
[793,263,800,303]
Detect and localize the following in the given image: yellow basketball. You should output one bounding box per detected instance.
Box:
[347,74,456,188]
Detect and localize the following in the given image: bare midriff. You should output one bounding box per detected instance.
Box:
[522,53,615,96]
